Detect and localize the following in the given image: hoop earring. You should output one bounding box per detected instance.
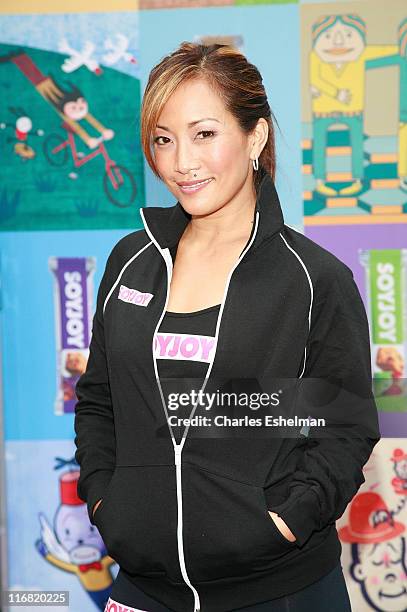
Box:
[252,158,259,171]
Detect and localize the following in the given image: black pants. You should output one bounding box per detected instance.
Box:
[107,562,352,611]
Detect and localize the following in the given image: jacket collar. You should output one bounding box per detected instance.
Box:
[139,172,285,254]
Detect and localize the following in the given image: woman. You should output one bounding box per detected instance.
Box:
[74,42,380,612]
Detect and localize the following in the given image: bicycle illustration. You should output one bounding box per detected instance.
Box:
[1,49,138,209]
[43,130,137,208]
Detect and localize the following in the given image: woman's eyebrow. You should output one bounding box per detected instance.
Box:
[156,117,221,131]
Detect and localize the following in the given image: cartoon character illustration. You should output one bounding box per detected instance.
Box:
[0,49,136,206]
[35,464,116,610]
[339,492,407,611]
[42,78,138,205]
[0,49,113,151]
[50,79,114,176]
[390,448,407,496]
[0,105,44,160]
[48,74,113,167]
[366,18,407,193]
[310,14,398,197]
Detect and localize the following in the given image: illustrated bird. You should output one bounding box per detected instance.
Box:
[102,33,137,66]
[58,39,102,75]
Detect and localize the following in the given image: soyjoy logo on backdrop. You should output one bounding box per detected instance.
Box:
[359,249,406,406]
[370,251,403,345]
[49,257,96,415]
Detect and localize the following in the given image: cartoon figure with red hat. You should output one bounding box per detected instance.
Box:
[339,491,407,611]
[35,459,116,610]
[390,448,407,496]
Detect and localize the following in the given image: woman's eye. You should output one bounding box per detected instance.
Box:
[153,131,215,146]
[196,130,215,139]
[154,136,170,146]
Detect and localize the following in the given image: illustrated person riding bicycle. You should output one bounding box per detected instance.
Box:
[52,81,115,179]
[1,49,137,208]
[43,79,136,208]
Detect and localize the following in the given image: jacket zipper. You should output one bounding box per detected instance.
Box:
[140,208,260,612]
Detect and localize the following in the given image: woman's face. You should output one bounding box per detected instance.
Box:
[153,78,256,215]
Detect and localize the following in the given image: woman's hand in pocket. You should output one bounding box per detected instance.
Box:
[92,498,103,518]
[268,510,297,542]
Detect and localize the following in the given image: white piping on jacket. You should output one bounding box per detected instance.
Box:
[278,232,314,378]
[102,240,153,315]
[140,206,260,612]
[139,208,201,611]
[284,222,302,232]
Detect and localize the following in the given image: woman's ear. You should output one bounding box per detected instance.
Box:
[251,118,269,160]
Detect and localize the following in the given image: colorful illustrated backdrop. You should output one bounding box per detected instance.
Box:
[301,1,407,225]
[0,1,405,611]
[0,12,144,231]
[337,439,407,612]
[6,440,119,612]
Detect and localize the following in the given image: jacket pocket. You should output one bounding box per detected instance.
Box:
[257,483,298,550]
[92,469,117,522]
[183,464,297,582]
[92,465,181,581]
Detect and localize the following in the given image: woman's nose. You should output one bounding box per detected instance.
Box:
[174,141,199,175]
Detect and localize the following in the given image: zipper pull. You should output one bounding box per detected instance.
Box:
[174,444,182,467]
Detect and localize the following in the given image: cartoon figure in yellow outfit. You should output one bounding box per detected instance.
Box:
[35,467,116,610]
[366,18,407,193]
[310,14,398,197]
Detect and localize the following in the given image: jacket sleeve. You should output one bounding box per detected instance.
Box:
[268,263,381,547]
[74,248,118,525]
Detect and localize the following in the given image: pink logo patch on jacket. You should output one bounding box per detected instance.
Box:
[118,284,154,307]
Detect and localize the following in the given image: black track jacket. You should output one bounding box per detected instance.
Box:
[74,172,380,612]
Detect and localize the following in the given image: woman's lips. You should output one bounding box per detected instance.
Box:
[178,178,214,194]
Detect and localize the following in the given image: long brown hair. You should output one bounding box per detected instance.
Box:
[141,41,277,193]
